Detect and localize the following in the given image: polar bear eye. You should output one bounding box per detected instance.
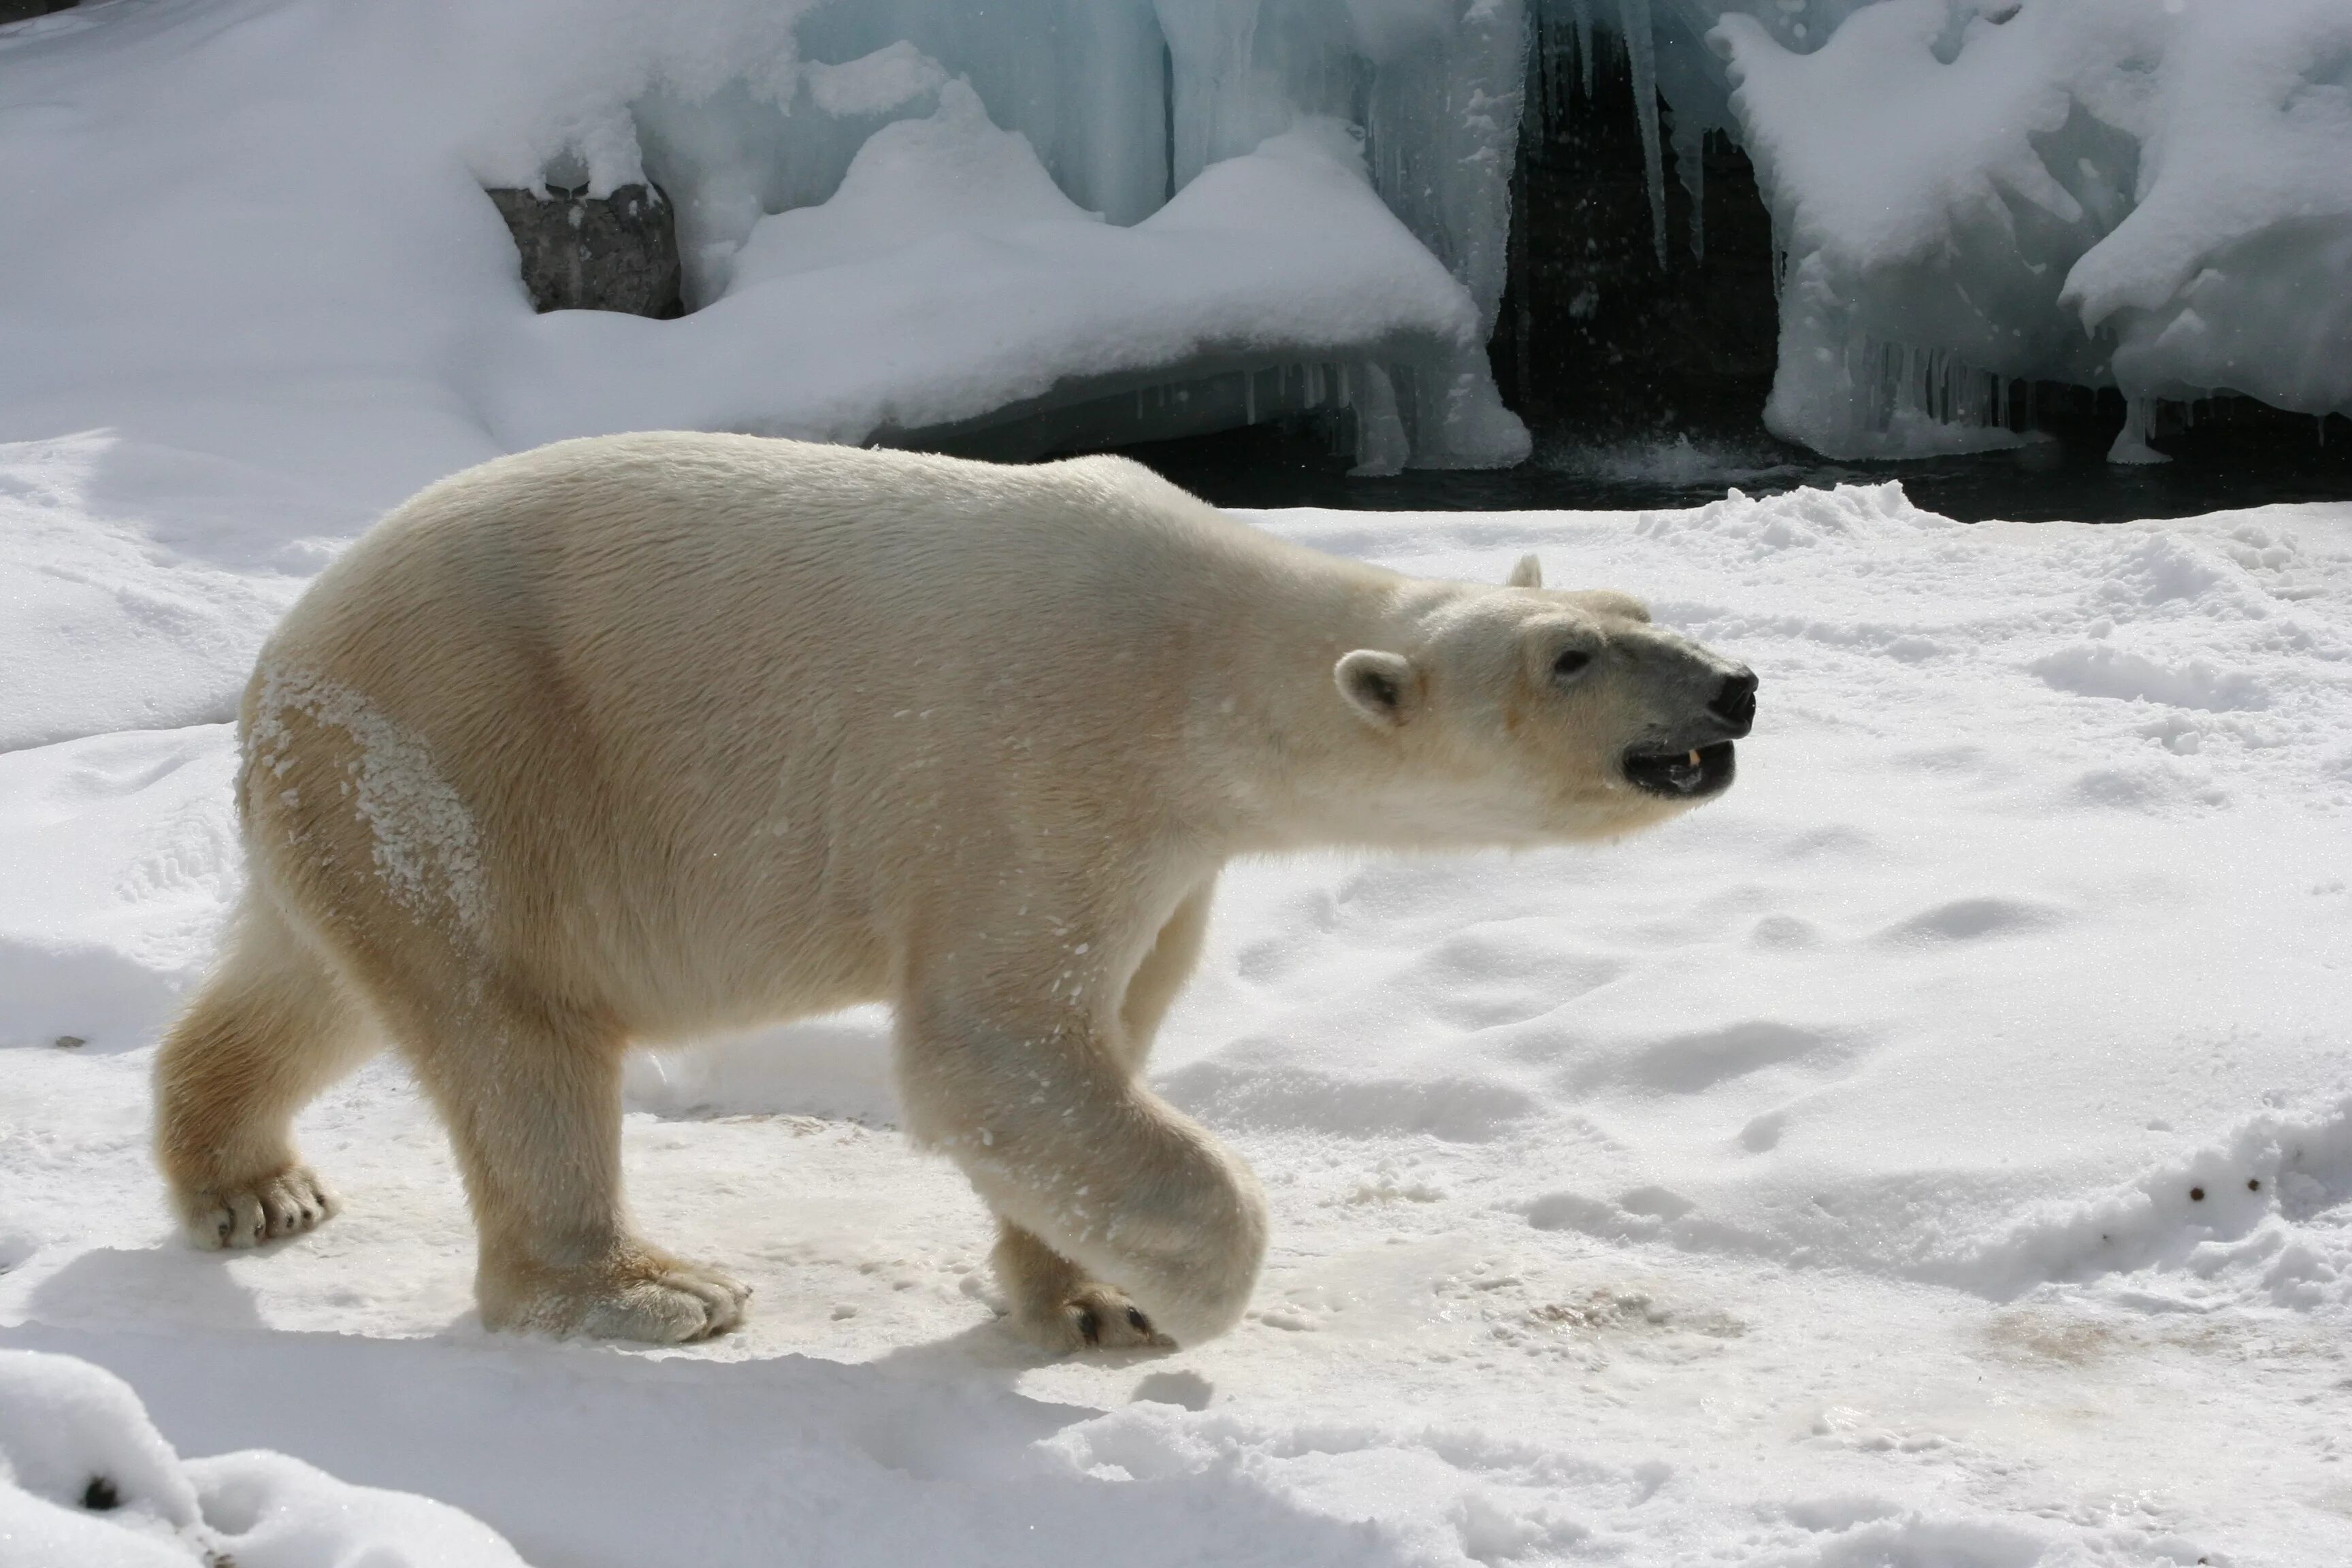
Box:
[1552,649,1593,681]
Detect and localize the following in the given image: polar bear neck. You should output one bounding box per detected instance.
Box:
[1153,540,1497,858]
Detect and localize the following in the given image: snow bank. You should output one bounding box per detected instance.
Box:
[0,1348,527,1567]
[1714,0,2352,459]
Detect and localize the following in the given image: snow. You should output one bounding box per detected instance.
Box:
[0,1348,529,1566]
[503,105,1512,470]
[8,1,2352,1562]
[1712,0,2352,459]
[802,42,951,121]
[0,0,1529,483]
[7,459,2352,1564]
[0,435,316,753]
[1526,1,2352,458]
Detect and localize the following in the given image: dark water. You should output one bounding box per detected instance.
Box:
[1126,414,2352,523]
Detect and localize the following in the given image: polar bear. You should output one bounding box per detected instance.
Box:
[154,433,1755,1350]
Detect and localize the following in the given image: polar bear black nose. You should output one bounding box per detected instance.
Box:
[1710,671,1757,733]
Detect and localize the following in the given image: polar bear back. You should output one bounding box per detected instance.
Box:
[247,434,1382,1036]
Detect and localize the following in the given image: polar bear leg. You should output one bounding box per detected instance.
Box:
[386,990,749,1343]
[992,1219,1176,1352]
[898,986,1267,1349]
[157,894,372,1249]
[1114,878,1215,1073]
[979,879,1221,1351]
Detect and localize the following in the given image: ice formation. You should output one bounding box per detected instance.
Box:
[1528,1,2352,461]
[509,0,1539,470]
[489,105,1514,470]
[0,0,1533,481]
[4,0,2348,493]
[1710,0,2352,459]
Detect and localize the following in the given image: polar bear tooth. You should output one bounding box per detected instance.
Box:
[1688,749,1701,766]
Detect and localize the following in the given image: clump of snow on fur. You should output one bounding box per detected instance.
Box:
[248,666,487,930]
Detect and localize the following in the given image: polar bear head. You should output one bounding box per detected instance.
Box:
[1330,554,1755,846]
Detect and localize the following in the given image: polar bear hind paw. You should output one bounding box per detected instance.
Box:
[178,1165,340,1250]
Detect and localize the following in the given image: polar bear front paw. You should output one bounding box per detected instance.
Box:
[1017,1281,1177,1355]
[178,1165,340,1250]
[992,1222,1177,1353]
[485,1253,751,1344]
[574,1264,750,1343]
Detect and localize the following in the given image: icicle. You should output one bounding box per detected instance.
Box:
[2108,397,2172,464]
[1617,0,1666,268]
[1537,3,1560,121]
[1569,0,1595,99]
[1673,118,1704,263]
[1348,362,1409,476]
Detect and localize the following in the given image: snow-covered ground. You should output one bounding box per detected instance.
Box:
[7,2,2352,1561]
[6,463,2352,1566]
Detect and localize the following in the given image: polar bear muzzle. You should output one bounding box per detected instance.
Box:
[1620,668,1757,799]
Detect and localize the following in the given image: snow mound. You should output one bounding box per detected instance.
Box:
[1716,0,2352,459]
[0,1348,526,1568]
[493,110,1518,470]
[1958,1088,2352,1309]
[730,80,1102,286]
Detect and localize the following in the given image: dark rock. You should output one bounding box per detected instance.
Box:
[0,1,77,24]
[486,184,683,318]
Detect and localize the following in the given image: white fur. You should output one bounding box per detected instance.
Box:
[154,433,1748,1350]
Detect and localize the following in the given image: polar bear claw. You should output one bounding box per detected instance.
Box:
[180,1165,339,1250]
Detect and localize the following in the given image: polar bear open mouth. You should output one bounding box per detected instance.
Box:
[1622,740,1737,799]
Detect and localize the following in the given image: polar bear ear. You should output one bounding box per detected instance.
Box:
[1505,554,1542,589]
[1335,650,1420,730]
